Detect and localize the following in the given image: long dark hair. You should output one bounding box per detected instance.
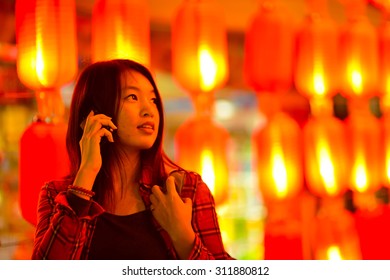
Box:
[66,59,180,208]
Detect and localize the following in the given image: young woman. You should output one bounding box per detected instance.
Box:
[32,59,233,260]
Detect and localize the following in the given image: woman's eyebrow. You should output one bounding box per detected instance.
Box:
[122,86,155,93]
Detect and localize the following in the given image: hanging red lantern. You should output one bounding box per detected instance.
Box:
[243,0,296,93]
[345,101,383,195]
[295,0,340,99]
[16,0,77,90]
[339,0,379,99]
[303,114,349,197]
[19,122,69,226]
[91,0,150,65]
[311,198,362,260]
[16,0,76,225]
[174,112,230,205]
[378,6,390,188]
[253,112,303,201]
[172,0,230,205]
[171,0,229,95]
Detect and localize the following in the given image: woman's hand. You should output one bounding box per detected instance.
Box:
[150,176,195,258]
[72,110,117,192]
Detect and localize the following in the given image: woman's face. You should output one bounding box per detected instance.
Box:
[115,70,160,152]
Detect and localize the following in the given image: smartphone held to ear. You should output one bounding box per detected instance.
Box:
[79,109,115,145]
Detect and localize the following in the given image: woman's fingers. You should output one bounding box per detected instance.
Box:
[165,176,176,195]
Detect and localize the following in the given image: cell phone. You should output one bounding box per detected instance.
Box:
[80,109,114,145]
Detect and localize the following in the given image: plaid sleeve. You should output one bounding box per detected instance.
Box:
[185,173,234,260]
[32,181,104,260]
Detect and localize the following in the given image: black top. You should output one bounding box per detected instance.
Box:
[88,210,169,260]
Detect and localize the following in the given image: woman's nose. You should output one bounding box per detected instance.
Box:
[140,100,154,118]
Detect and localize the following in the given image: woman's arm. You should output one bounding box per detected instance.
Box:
[32,181,104,259]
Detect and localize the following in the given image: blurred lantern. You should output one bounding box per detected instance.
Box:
[339,0,383,209]
[171,0,228,95]
[296,0,349,198]
[345,100,383,199]
[252,112,303,202]
[311,198,362,260]
[172,0,230,205]
[303,111,349,198]
[378,3,390,188]
[19,122,69,225]
[16,0,76,225]
[174,104,230,205]
[244,0,302,259]
[339,0,379,99]
[243,0,296,93]
[91,0,150,65]
[295,0,340,100]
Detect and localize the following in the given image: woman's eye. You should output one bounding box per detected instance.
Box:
[126,94,137,101]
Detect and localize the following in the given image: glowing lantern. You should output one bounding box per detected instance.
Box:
[171,0,229,95]
[16,0,76,225]
[339,0,379,99]
[19,122,69,225]
[172,0,230,205]
[345,101,383,195]
[253,112,303,201]
[244,0,296,93]
[174,114,230,205]
[16,0,77,91]
[295,0,340,100]
[303,113,349,197]
[311,198,362,260]
[378,5,390,188]
[91,0,150,65]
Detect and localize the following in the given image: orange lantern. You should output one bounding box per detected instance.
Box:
[172,0,230,205]
[253,112,303,201]
[16,0,77,90]
[295,0,340,100]
[91,0,150,65]
[171,0,229,95]
[174,113,230,205]
[303,114,349,197]
[311,198,362,260]
[339,0,379,99]
[378,6,390,188]
[244,0,296,93]
[16,0,76,225]
[345,101,383,195]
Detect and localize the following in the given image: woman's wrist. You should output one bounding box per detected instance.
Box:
[73,168,98,191]
[68,185,95,201]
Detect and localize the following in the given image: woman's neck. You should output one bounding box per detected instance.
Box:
[112,148,141,193]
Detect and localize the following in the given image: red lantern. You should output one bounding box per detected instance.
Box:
[174,113,230,205]
[91,0,150,65]
[171,0,229,95]
[16,0,77,89]
[303,114,349,197]
[172,0,230,205]
[378,6,390,188]
[244,0,296,93]
[295,0,340,99]
[339,0,379,99]
[253,112,303,201]
[345,101,383,195]
[16,0,76,225]
[19,121,69,226]
[311,198,362,260]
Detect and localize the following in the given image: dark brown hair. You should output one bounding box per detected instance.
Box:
[66,59,180,208]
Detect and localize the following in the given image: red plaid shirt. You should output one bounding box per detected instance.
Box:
[32,171,233,260]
